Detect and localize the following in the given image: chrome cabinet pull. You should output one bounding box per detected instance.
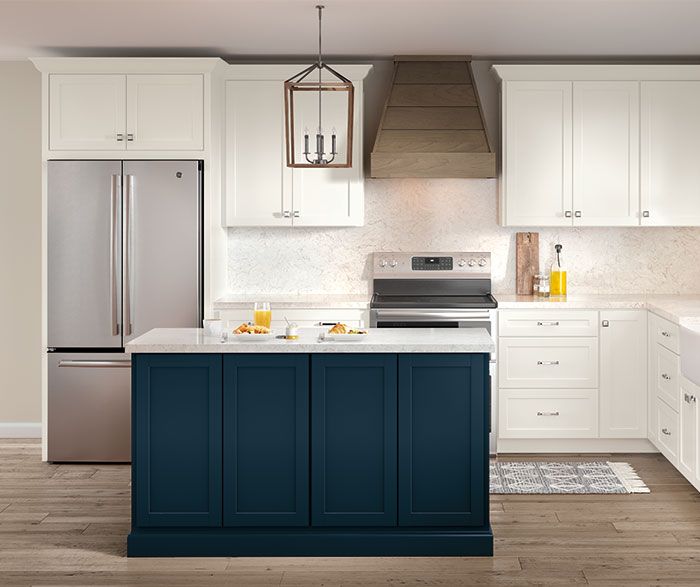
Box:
[661,427,671,436]
[126,133,135,142]
[537,360,560,366]
[684,393,697,404]
[574,211,582,218]
[642,210,650,218]
[564,211,572,218]
[537,411,560,417]
[661,331,671,337]
[124,175,134,337]
[116,133,124,142]
[602,320,610,327]
[293,210,300,218]
[661,373,671,381]
[537,321,560,326]
[283,210,291,218]
[110,175,120,336]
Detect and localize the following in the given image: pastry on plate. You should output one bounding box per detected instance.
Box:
[233,322,271,335]
[328,323,347,334]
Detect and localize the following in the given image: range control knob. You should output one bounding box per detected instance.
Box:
[468,259,477,267]
[379,259,388,268]
[457,259,466,267]
[478,258,488,267]
[389,259,398,268]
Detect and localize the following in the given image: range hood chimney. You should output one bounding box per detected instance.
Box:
[371,56,495,178]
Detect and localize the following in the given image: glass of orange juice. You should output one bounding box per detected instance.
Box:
[253,302,272,329]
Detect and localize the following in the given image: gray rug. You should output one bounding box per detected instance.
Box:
[489,461,650,494]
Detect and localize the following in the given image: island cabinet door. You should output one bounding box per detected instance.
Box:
[133,353,222,527]
[311,354,398,526]
[223,354,309,526]
[398,354,488,527]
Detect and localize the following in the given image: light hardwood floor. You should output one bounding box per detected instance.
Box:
[0,440,698,586]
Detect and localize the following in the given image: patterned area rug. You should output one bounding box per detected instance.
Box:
[490,461,650,494]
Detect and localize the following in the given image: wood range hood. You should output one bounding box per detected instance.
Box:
[371,56,496,178]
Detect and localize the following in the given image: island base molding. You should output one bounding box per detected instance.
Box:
[497,438,657,453]
[127,527,494,557]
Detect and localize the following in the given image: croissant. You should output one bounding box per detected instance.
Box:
[328,323,347,334]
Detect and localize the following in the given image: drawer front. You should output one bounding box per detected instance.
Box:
[651,313,679,354]
[499,310,598,337]
[499,337,598,389]
[654,343,680,412]
[656,396,680,466]
[498,389,598,438]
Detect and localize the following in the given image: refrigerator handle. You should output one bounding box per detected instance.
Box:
[110,175,120,336]
[124,175,134,337]
[59,359,131,368]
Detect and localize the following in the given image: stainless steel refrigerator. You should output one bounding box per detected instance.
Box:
[47,160,202,462]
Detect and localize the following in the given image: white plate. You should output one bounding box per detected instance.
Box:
[230,332,275,341]
[323,333,368,341]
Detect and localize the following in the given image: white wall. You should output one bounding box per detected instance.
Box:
[0,61,41,436]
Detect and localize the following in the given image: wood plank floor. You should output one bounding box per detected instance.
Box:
[0,440,698,586]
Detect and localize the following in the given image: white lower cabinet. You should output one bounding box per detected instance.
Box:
[599,310,647,438]
[499,389,598,439]
[679,376,699,483]
[656,396,680,466]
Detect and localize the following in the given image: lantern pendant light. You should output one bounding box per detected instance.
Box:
[284,5,354,168]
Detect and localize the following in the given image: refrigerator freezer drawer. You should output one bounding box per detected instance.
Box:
[48,352,131,462]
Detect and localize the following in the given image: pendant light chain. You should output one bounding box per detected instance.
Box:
[317,5,323,137]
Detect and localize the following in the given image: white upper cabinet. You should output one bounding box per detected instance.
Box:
[641,81,700,226]
[223,65,369,228]
[503,81,573,226]
[126,75,203,150]
[49,75,126,150]
[573,82,640,226]
[599,310,647,438]
[494,65,700,228]
[224,80,291,226]
[45,68,205,153]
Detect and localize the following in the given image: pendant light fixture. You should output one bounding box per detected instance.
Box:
[284,5,354,168]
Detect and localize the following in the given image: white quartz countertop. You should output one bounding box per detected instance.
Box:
[497,294,700,324]
[213,293,370,310]
[126,327,495,354]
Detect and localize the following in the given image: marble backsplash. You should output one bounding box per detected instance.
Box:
[226,179,700,296]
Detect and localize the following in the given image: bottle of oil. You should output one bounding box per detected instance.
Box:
[550,244,567,296]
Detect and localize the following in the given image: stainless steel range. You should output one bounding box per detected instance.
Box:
[369,252,498,329]
[370,252,498,453]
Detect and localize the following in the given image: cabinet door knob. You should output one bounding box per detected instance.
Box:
[564,211,572,218]
[293,210,300,218]
[282,210,291,218]
[661,427,671,436]
[661,373,671,381]
[574,211,582,218]
[602,320,609,327]
[116,133,124,142]
[127,133,135,142]
[661,331,671,337]
[642,210,650,218]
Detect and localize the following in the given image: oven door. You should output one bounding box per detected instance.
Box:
[370,309,491,333]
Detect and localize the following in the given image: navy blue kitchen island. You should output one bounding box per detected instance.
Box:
[126,328,494,557]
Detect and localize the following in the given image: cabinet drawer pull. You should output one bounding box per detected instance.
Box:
[282,210,291,218]
[661,373,671,381]
[685,393,697,404]
[537,360,560,366]
[537,411,560,417]
[537,321,560,326]
[127,133,135,142]
[661,331,671,337]
[293,210,300,218]
[116,133,124,142]
[661,427,671,436]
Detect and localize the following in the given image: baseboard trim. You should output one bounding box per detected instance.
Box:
[497,438,658,454]
[0,422,42,438]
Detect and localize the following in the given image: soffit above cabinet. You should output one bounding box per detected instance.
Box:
[371,56,496,179]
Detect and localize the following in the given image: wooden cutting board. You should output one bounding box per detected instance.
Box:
[516,232,539,295]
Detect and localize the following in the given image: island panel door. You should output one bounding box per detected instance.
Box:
[223,354,309,526]
[133,353,222,527]
[398,353,488,527]
[311,354,397,526]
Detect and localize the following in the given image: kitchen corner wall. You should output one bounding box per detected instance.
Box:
[226,60,700,296]
[0,61,41,434]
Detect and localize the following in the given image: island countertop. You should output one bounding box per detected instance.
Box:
[125,327,495,354]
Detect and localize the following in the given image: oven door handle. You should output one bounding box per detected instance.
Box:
[372,309,491,321]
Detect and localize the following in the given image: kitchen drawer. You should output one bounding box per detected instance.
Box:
[654,343,680,412]
[499,310,598,337]
[499,337,598,389]
[498,389,598,438]
[651,313,679,354]
[656,396,680,466]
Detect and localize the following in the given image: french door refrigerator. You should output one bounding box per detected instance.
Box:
[47,160,202,462]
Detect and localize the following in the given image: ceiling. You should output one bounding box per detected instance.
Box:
[2,0,700,61]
